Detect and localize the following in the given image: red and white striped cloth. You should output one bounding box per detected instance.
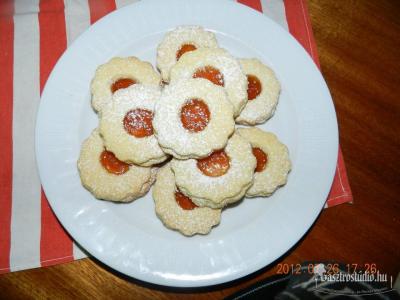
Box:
[0,0,352,274]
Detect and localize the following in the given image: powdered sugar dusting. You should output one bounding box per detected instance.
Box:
[180,98,210,132]
[157,26,219,81]
[153,78,235,159]
[123,109,154,137]
[170,48,247,116]
[91,56,161,113]
[236,58,281,125]
[77,129,155,202]
[153,165,221,236]
[100,84,168,166]
[236,128,291,197]
[171,132,256,208]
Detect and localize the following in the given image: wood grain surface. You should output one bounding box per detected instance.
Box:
[1,0,399,299]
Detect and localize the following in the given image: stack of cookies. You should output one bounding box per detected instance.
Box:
[78,26,291,236]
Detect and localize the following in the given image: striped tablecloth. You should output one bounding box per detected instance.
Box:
[0,0,352,274]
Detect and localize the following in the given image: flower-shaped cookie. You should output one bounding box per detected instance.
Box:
[171,132,256,208]
[153,164,221,236]
[77,129,156,202]
[99,84,168,166]
[91,57,161,113]
[153,78,235,159]
[236,58,281,125]
[170,48,247,117]
[236,127,291,197]
[156,25,219,82]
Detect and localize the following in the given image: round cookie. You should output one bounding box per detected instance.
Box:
[236,127,291,197]
[91,56,161,113]
[99,84,168,166]
[171,132,256,209]
[77,129,156,202]
[153,164,221,236]
[236,58,281,125]
[170,48,247,117]
[153,78,235,159]
[157,25,219,82]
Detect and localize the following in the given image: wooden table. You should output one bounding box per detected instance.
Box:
[1,1,399,298]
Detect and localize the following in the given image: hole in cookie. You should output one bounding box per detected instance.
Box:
[176,43,197,60]
[247,75,262,100]
[197,150,230,177]
[175,189,198,210]
[111,78,136,93]
[193,66,224,86]
[252,147,268,172]
[180,98,210,132]
[100,150,130,175]
[123,108,154,138]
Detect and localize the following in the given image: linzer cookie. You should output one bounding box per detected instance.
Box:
[169,48,247,117]
[153,78,235,159]
[153,164,221,236]
[171,132,256,209]
[99,84,168,167]
[237,127,291,197]
[236,58,281,125]
[91,57,161,113]
[156,25,219,82]
[77,129,156,202]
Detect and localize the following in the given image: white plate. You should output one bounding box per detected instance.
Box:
[35,0,338,287]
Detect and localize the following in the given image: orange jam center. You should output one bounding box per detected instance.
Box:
[180,98,210,132]
[176,43,197,60]
[100,150,130,175]
[197,150,230,177]
[193,66,224,86]
[175,190,198,210]
[111,78,136,93]
[123,108,154,138]
[247,75,262,100]
[252,147,268,172]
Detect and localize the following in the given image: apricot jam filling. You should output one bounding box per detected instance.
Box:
[175,190,198,210]
[193,66,224,86]
[197,150,230,177]
[252,147,268,172]
[123,108,154,138]
[111,78,136,93]
[247,75,262,100]
[176,43,197,60]
[180,98,210,132]
[100,150,130,175]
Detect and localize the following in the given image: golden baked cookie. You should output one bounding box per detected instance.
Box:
[236,58,281,125]
[153,78,235,159]
[170,48,247,117]
[171,132,256,209]
[153,164,221,236]
[77,129,156,202]
[156,25,219,82]
[236,127,291,197]
[91,57,161,113]
[99,84,168,167]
